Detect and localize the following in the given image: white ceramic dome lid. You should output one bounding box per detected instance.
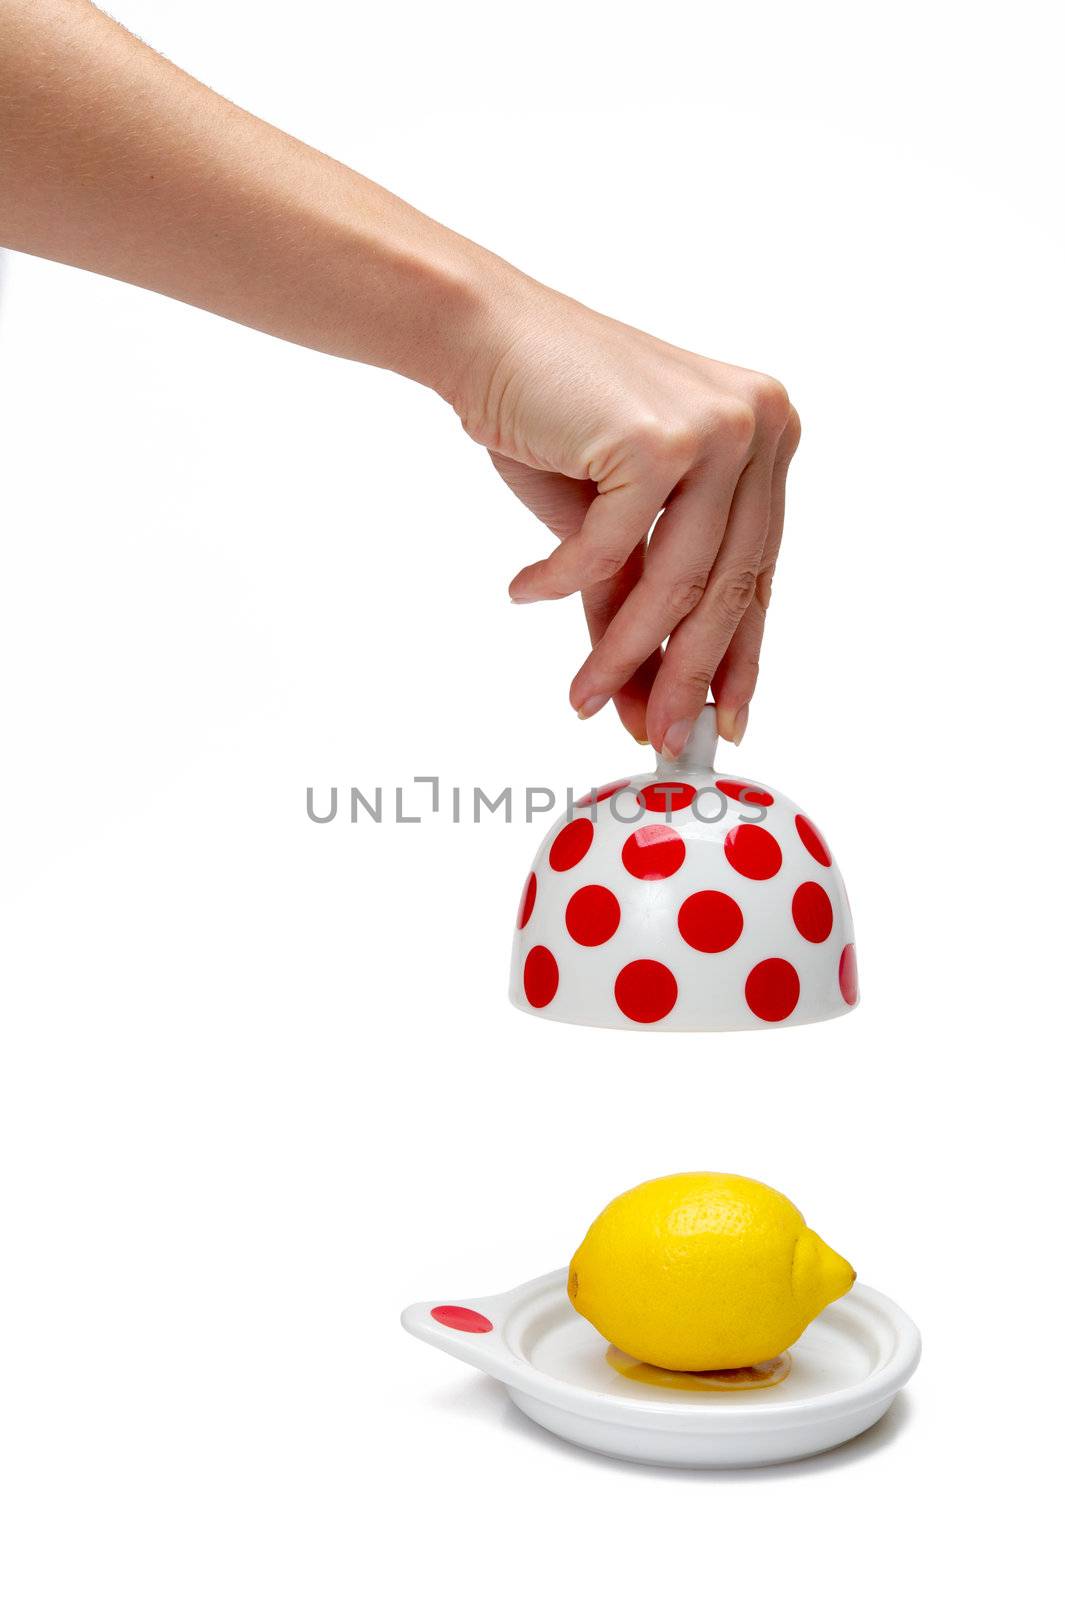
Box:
[510,706,859,1031]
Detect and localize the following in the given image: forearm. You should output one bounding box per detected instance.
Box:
[0,0,517,397]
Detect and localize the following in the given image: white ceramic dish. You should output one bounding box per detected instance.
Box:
[402,1270,920,1469]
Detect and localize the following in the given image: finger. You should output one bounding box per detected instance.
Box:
[493,448,656,740]
[708,590,767,743]
[508,472,674,603]
[710,407,801,740]
[566,465,739,716]
[580,539,658,742]
[645,452,776,755]
[610,650,660,744]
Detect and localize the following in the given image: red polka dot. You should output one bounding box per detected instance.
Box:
[549,817,594,871]
[614,959,678,1024]
[523,945,559,1008]
[724,823,782,880]
[566,884,621,946]
[716,779,774,807]
[792,881,834,943]
[839,944,859,1006]
[517,872,537,930]
[575,777,630,808]
[622,824,686,880]
[638,781,697,814]
[796,814,832,867]
[678,890,744,953]
[745,958,800,1022]
[431,1305,493,1333]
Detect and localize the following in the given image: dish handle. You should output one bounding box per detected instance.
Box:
[400,1290,520,1381]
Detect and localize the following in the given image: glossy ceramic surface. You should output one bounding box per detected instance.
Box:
[509,707,858,1030]
[402,1270,920,1469]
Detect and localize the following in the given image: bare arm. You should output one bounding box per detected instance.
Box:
[0,0,799,754]
[0,0,512,391]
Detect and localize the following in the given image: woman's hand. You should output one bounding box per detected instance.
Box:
[454,282,800,756]
[0,1,796,763]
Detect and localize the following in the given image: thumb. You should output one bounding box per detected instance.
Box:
[489,450,595,543]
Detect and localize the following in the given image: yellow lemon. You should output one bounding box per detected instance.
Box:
[568,1172,855,1371]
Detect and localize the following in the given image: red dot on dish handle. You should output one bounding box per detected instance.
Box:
[523,945,559,1008]
[745,958,801,1022]
[615,959,678,1024]
[575,777,631,808]
[839,943,859,1006]
[549,817,594,871]
[517,872,537,930]
[678,890,744,953]
[622,824,686,881]
[638,781,697,814]
[792,880,834,943]
[716,779,774,807]
[724,823,783,880]
[795,814,832,867]
[431,1306,493,1334]
[566,884,622,946]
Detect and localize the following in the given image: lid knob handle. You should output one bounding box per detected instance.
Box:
[655,705,718,776]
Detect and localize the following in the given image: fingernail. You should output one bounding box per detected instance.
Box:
[732,705,750,746]
[662,718,694,760]
[576,693,610,720]
[510,594,536,605]
[634,737,651,746]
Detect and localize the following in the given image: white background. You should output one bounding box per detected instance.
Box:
[1,1,1061,1594]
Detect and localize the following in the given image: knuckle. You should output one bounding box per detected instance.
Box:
[675,663,714,698]
[755,568,775,610]
[582,549,628,585]
[713,566,759,624]
[751,375,792,434]
[665,575,709,618]
[632,418,701,469]
[715,400,758,455]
